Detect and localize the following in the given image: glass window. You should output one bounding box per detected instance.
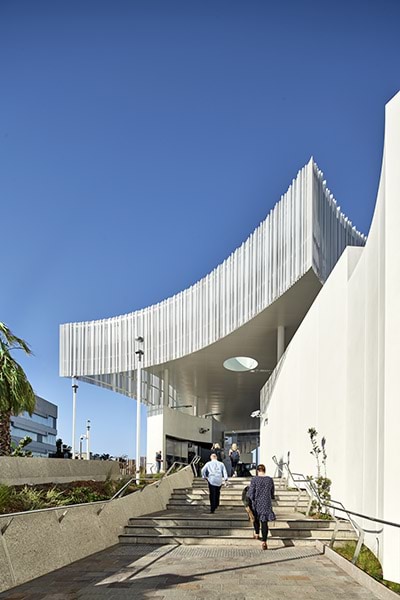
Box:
[11,426,36,441]
[20,411,54,426]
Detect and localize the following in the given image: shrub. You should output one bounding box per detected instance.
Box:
[17,486,46,511]
[307,427,331,514]
[0,484,12,512]
[44,487,68,507]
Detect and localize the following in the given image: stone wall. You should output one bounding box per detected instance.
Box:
[0,465,194,592]
[0,457,120,485]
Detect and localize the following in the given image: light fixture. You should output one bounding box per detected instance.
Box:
[251,410,261,418]
[171,404,192,409]
[223,356,258,372]
[199,427,210,434]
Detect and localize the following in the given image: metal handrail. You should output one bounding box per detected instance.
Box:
[109,454,201,502]
[272,455,399,565]
[0,455,201,522]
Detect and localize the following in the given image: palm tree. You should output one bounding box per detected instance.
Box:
[0,323,35,456]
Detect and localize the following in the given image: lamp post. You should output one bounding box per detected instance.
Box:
[86,420,91,460]
[135,336,144,485]
[79,435,85,459]
[71,377,78,459]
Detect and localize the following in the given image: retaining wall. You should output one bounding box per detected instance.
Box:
[0,457,120,485]
[0,466,194,592]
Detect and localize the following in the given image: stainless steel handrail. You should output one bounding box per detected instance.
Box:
[272,455,399,565]
[0,455,201,521]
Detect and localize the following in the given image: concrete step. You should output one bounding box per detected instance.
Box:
[192,479,288,489]
[123,524,355,538]
[118,533,355,547]
[167,499,309,508]
[171,490,307,500]
[127,517,352,531]
[118,477,351,549]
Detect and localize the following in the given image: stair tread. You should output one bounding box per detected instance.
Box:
[118,480,355,547]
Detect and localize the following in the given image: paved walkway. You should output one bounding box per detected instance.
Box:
[0,544,383,600]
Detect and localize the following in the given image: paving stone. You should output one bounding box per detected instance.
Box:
[0,544,386,599]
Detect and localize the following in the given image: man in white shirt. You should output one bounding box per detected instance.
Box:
[201,453,228,513]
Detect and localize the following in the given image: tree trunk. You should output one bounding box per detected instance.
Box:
[0,410,12,456]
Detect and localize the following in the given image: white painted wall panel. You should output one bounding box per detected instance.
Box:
[260,92,400,582]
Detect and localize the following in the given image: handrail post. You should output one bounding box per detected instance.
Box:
[329,518,340,549]
[352,530,364,565]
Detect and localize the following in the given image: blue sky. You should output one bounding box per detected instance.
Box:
[1,0,399,457]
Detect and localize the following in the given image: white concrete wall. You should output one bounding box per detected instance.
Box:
[146,407,213,473]
[146,412,164,472]
[163,407,213,444]
[0,466,194,593]
[260,91,400,583]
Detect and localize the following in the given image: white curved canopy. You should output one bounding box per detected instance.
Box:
[60,159,365,429]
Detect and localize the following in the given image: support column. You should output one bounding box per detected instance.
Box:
[135,337,144,485]
[163,368,169,406]
[277,325,285,362]
[71,377,78,459]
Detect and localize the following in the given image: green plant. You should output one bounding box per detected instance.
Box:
[11,435,33,456]
[17,486,46,511]
[335,542,400,594]
[307,427,331,514]
[0,323,36,456]
[44,487,68,506]
[0,484,12,512]
[65,486,109,505]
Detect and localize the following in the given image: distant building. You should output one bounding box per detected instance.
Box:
[10,395,57,457]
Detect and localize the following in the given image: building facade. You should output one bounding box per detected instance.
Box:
[11,395,58,457]
[59,93,400,581]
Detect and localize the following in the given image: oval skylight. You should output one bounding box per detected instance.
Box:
[223,356,258,372]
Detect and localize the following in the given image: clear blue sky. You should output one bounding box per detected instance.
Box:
[1,0,399,457]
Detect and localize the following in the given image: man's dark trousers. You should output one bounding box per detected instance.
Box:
[208,483,221,512]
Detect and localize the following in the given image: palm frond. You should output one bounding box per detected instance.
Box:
[0,322,32,355]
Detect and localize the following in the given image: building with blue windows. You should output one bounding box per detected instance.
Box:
[11,395,58,457]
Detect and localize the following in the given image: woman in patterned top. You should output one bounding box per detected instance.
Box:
[247,464,275,550]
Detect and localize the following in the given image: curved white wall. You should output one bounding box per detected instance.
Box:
[260,91,400,582]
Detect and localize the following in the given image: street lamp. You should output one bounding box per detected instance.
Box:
[135,336,144,485]
[86,420,91,460]
[79,434,85,459]
[78,420,91,459]
[71,377,79,459]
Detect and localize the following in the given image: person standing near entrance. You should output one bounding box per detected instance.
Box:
[155,450,162,473]
[247,464,275,550]
[229,443,240,476]
[211,442,223,461]
[201,453,228,513]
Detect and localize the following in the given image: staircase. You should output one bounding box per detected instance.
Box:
[119,477,356,548]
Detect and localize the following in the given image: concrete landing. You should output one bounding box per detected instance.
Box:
[0,543,383,599]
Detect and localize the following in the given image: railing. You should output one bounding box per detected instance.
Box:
[272,456,400,565]
[0,455,200,525]
[108,454,201,503]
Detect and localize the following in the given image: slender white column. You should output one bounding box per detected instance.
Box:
[135,337,144,485]
[277,326,285,362]
[86,420,91,460]
[136,361,142,484]
[71,377,78,459]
